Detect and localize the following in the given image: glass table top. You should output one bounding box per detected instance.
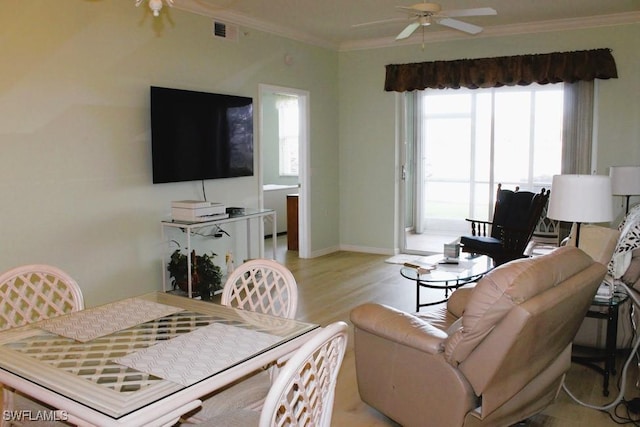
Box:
[400,254,494,284]
[0,292,317,420]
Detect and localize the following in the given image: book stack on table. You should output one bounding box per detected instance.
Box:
[403,261,437,275]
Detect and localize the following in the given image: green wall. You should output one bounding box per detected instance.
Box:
[0,1,339,306]
[261,92,280,185]
[338,23,640,254]
[1,1,637,305]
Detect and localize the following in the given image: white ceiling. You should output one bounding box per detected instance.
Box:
[172,0,640,50]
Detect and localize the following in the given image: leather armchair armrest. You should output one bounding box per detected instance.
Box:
[350,303,447,355]
[447,287,473,318]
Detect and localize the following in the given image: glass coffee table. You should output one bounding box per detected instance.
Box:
[400,254,493,311]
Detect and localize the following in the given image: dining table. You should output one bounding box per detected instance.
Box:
[0,291,319,426]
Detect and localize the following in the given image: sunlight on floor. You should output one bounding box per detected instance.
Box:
[405,230,460,254]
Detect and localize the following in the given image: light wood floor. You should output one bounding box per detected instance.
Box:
[270,236,640,426]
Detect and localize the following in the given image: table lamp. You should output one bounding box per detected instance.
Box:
[547,174,613,247]
[609,166,640,214]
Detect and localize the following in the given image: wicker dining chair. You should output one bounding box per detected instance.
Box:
[181,259,300,424]
[221,259,298,319]
[0,264,84,331]
[196,321,349,427]
[0,264,84,425]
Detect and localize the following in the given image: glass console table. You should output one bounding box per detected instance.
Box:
[161,208,276,297]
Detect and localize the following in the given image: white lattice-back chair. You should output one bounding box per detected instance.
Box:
[196,321,349,427]
[221,259,298,319]
[181,259,300,424]
[0,264,84,331]
[0,264,84,425]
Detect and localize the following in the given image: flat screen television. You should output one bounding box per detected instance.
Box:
[150,86,254,184]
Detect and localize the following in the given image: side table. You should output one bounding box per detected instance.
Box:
[571,290,629,397]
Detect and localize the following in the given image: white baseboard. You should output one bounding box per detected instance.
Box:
[338,244,395,256]
[303,244,395,259]
[307,245,341,258]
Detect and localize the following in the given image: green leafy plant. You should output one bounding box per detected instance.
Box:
[168,249,222,301]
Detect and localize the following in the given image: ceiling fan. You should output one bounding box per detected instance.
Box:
[355,2,497,40]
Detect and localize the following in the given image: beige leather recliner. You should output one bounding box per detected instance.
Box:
[566,224,626,348]
[350,246,607,427]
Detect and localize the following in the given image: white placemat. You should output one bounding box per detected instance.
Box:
[39,298,184,342]
[113,323,280,387]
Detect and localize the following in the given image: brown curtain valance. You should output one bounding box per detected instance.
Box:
[385,48,617,92]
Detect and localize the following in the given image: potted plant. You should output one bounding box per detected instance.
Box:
[168,249,223,301]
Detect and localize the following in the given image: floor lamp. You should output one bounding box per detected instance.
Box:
[547,174,613,248]
[609,166,640,214]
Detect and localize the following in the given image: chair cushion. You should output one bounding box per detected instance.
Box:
[181,370,270,424]
[459,235,502,252]
[196,409,260,427]
[444,246,594,365]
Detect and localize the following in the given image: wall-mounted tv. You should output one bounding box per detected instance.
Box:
[150,86,254,184]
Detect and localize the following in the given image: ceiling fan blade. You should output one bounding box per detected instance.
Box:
[396,21,421,40]
[352,17,408,29]
[440,7,497,18]
[437,18,483,34]
[397,3,441,14]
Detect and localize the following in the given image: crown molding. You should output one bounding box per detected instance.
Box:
[172,2,640,52]
[174,0,339,49]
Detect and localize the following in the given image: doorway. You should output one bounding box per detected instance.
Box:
[258,84,310,258]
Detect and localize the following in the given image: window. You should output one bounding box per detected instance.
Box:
[417,83,563,235]
[276,95,299,176]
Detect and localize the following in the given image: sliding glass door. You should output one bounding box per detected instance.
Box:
[403,83,563,254]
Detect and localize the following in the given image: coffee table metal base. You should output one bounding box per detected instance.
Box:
[400,254,493,311]
[412,275,484,310]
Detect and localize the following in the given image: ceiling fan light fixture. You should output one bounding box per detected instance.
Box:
[419,16,431,26]
[135,0,174,17]
[149,0,163,16]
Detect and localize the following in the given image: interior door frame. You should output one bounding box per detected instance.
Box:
[258,84,310,258]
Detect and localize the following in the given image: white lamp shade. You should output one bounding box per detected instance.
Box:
[609,166,640,196]
[547,174,613,223]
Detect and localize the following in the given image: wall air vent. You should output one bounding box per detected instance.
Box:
[213,20,239,42]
